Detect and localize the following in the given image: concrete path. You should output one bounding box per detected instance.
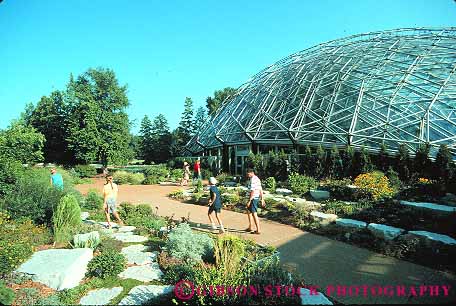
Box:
[77,180,456,304]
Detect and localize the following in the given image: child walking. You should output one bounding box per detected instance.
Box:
[208,177,225,233]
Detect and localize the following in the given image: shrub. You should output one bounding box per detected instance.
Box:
[113,171,145,185]
[97,236,124,253]
[290,202,316,229]
[83,189,104,210]
[214,235,246,276]
[53,194,82,243]
[385,168,401,192]
[263,177,276,192]
[321,178,354,200]
[166,223,214,264]
[73,231,100,249]
[0,156,24,197]
[170,169,183,181]
[0,240,33,276]
[320,199,375,217]
[130,172,145,185]
[0,282,15,306]
[142,176,159,185]
[144,165,170,178]
[194,179,203,193]
[353,171,394,201]
[216,173,229,184]
[288,172,317,196]
[221,193,240,206]
[162,263,197,284]
[73,165,97,178]
[117,203,165,231]
[86,250,127,278]
[168,190,185,200]
[2,168,66,225]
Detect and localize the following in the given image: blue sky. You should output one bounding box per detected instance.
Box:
[1,0,455,133]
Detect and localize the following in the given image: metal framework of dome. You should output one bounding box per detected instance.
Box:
[187,28,456,159]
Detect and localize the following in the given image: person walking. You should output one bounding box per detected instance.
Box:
[181,161,190,186]
[103,174,124,229]
[50,167,64,190]
[245,168,265,234]
[193,158,201,184]
[207,177,225,233]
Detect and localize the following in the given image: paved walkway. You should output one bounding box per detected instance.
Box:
[77,180,456,304]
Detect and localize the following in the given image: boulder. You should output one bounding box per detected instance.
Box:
[118,226,137,233]
[118,285,174,305]
[408,230,456,245]
[79,287,123,305]
[335,218,367,229]
[17,248,93,290]
[310,190,330,201]
[118,263,164,282]
[285,196,307,205]
[400,201,456,214]
[300,288,333,305]
[276,188,293,196]
[367,223,405,240]
[121,245,158,265]
[310,211,338,225]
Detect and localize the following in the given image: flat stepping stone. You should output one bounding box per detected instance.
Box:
[81,212,90,220]
[367,223,405,240]
[276,188,293,195]
[17,248,93,290]
[121,245,158,265]
[79,287,123,305]
[285,196,307,204]
[300,288,333,305]
[335,218,367,229]
[118,226,137,232]
[118,263,163,282]
[310,190,330,201]
[400,201,456,214]
[118,285,174,305]
[112,233,148,243]
[408,230,456,245]
[98,222,120,228]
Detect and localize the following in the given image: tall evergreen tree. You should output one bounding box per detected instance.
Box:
[139,115,154,163]
[327,145,343,179]
[434,144,455,184]
[314,144,326,179]
[413,143,432,178]
[341,145,355,178]
[377,143,389,173]
[193,106,207,134]
[395,143,411,182]
[353,146,372,177]
[151,114,171,163]
[303,145,313,176]
[176,97,195,150]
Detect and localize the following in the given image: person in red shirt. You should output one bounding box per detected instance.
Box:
[193,159,201,184]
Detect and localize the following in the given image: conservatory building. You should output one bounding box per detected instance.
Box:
[185,28,456,175]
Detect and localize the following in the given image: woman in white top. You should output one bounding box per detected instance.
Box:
[103,174,125,229]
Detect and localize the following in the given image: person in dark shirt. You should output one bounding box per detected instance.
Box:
[208,177,225,233]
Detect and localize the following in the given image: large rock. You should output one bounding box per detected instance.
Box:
[79,287,123,305]
[276,188,293,196]
[118,263,163,282]
[335,218,367,229]
[73,231,100,248]
[118,285,174,305]
[112,233,148,243]
[17,248,93,290]
[118,226,137,233]
[310,190,330,201]
[98,222,120,228]
[285,196,307,205]
[408,231,456,245]
[367,223,405,240]
[300,288,333,305]
[310,211,338,225]
[121,245,158,265]
[81,212,90,221]
[400,201,456,214]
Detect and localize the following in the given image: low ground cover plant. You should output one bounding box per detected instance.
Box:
[86,250,127,279]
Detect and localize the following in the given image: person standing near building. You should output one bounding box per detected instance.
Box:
[245,168,265,234]
[103,174,124,229]
[207,177,225,233]
[180,161,190,186]
[193,158,201,184]
[50,168,64,190]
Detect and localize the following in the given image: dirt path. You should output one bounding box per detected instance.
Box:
[76,179,456,304]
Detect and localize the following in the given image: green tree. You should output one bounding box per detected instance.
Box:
[151,114,172,163]
[26,91,71,164]
[206,87,236,116]
[176,97,195,150]
[302,145,313,176]
[377,143,389,172]
[341,145,355,178]
[327,145,343,179]
[395,144,411,182]
[413,143,432,178]
[0,122,45,164]
[194,106,207,134]
[314,145,326,179]
[65,68,132,166]
[353,146,372,176]
[434,144,455,184]
[139,115,154,164]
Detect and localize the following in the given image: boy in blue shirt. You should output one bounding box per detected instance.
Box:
[208,177,225,233]
[50,168,64,190]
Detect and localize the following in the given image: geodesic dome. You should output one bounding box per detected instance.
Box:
[187,28,456,159]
